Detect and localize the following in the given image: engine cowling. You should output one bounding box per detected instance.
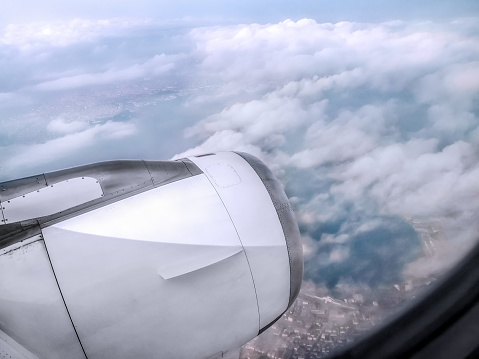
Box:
[0,151,303,359]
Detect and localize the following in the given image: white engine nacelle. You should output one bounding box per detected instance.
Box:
[0,152,303,359]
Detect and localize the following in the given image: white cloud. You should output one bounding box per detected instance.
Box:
[288,104,388,168]
[189,19,479,92]
[414,61,479,110]
[176,18,479,284]
[329,246,350,263]
[47,117,89,134]
[0,18,152,49]
[34,54,176,91]
[301,234,320,261]
[174,90,327,162]
[173,130,263,160]
[2,121,136,169]
[330,140,479,219]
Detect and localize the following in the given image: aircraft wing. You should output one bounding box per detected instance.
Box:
[0,328,39,359]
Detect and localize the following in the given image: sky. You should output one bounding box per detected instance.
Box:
[1,0,479,316]
[2,0,479,25]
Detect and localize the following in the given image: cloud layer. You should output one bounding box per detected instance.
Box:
[174,18,479,288]
[1,17,478,292]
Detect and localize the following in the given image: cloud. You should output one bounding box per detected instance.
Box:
[0,18,152,49]
[175,18,479,288]
[33,54,176,91]
[47,117,89,134]
[2,121,137,171]
[0,17,188,94]
[287,104,386,168]
[189,19,479,91]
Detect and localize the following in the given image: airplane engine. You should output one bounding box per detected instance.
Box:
[0,152,303,359]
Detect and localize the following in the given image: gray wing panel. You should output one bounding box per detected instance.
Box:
[0,175,47,203]
[0,159,203,250]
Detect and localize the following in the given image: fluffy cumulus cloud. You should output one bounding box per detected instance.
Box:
[175,18,479,290]
[1,16,479,294]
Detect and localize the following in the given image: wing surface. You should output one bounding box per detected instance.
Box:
[0,329,40,359]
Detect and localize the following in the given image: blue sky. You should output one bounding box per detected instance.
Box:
[1,1,479,296]
[2,0,479,25]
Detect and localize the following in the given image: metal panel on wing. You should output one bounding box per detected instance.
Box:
[2,177,103,224]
